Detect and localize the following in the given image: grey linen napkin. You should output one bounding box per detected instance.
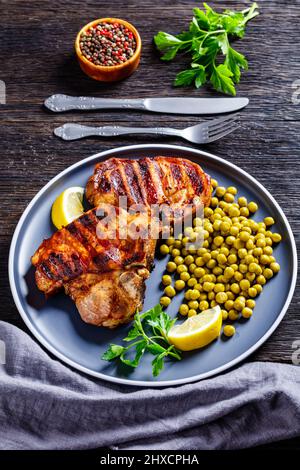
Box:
[0,320,300,450]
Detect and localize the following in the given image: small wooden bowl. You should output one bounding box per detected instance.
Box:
[75,18,142,82]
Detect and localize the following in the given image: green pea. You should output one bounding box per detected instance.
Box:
[179,304,189,316]
[248,201,258,213]
[225,299,234,310]
[242,307,252,318]
[171,248,181,257]
[166,237,175,246]
[231,283,240,295]
[238,248,247,259]
[227,186,238,195]
[185,255,194,265]
[228,206,240,218]
[263,268,273,279]
[188,309,197,317]
[253,284,263,294]
[216,186,226,198]
[238,197,247,207]
[174,255,184,265]
[223,325,236,337]
[214,236,224,247]
[270,262,280,273]
[246,299,256,309]
[199,300,209,311]
[189,263,196,273]
[177,264,188,274]
[272,233,282,243]
[175,280,185,291]
[230,225,240,237]
[248,287,258,298]
[162,274,172,286]
[193,217,202,227]
[211,197,219,207]
[164,286,176,297]
[187,278,197,288]
[194,267,205,278]
[224,267,235,279]
[160,296,171,307]
[234,271,243,282]
[224,193,235,203]
[203,282,214,292]
[215,292,227,304]
[188,300,199,310]
[180,272,190,282]
[234,298,244,311]
[226,235,236,245]
[239,231,250,242]
[190,289,201,300]
[228,310,239,321]
[227,254,237,264]
[264,217,275,226]
[216,253,226,265]
[166,261,177,273]
[240,207,250,217]
[160,244,170,255]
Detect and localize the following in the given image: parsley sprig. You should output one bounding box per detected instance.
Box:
[102,304,181,377]
[154,2,259,95]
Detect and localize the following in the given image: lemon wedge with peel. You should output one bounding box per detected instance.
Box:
[51,187,84,229]
[168,306,222,351]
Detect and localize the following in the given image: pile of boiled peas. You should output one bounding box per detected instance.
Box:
[159,179,282,338]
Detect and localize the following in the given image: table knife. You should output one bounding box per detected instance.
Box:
[44,94,249,115]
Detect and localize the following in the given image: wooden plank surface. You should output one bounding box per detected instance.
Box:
[0,1,299,375]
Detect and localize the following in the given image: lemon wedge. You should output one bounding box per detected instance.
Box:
[168,305,222,351]
[51,187,84,229]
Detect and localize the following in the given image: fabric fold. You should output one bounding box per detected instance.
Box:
[0,321,299,450]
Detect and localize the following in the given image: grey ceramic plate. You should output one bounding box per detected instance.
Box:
[9,144,297,387]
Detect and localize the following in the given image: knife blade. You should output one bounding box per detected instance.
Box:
[44,94,249,115]
[144,97,248,114]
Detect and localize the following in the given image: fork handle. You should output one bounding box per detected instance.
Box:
[54,123,181,141]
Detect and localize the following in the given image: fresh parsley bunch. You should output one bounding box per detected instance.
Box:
[102,304,181,377]
[154,2,259,95]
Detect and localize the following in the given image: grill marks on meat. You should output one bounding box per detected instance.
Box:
[32,156,211,328]
[86,156,211,209]
[32,207,154,297]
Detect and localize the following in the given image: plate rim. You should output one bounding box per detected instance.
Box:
[8,144,298,387]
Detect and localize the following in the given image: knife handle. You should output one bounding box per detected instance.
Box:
[44,94,146,112]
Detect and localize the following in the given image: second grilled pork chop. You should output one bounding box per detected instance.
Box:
[32,156,211,328]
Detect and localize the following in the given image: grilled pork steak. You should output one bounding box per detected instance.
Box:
[32,156,211,328]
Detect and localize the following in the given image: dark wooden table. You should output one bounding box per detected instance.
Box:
[0,0,299,449]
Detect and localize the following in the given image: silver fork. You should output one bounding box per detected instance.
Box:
[54,114,239,144]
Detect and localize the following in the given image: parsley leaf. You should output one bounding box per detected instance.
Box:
[102,344,124,361]
[154,2,259,95]
[152,353,165,377]
[120,339,147,368]
[101,304,182,377]
[153,32,184,61]
[225,46,248,83]
[211,64,236,96]
[175,64,206,88]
